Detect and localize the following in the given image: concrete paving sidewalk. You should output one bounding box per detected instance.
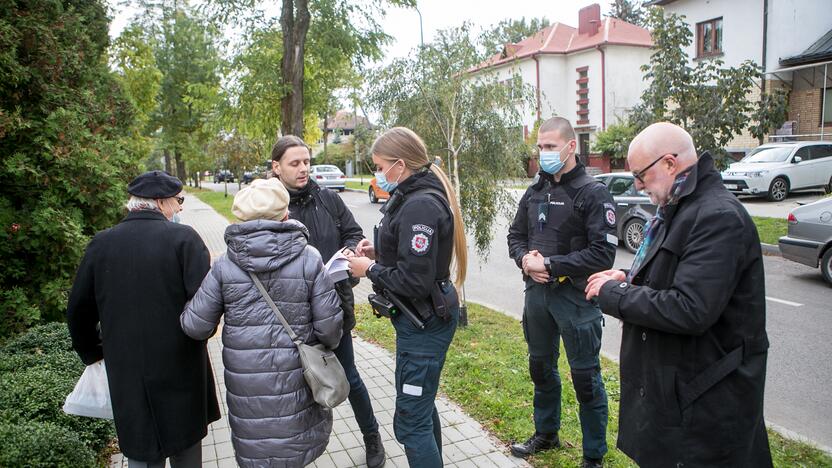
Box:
[110,193,527,468]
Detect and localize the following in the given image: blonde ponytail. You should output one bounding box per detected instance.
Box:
[428,164,467,288]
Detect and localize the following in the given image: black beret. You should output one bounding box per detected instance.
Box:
[127,171,183,199]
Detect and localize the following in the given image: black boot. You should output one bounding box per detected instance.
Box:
[581,456,603,468]
[363,432,386,468]
[509,432,560,458]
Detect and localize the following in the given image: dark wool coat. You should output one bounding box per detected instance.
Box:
[598,154,772,467]
[67,210,220,461]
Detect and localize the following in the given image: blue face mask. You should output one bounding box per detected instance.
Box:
[171,213,181,224]
[539,144,575,175]
[376,160,403,193]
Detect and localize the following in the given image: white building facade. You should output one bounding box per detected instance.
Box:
[470,3,653,173]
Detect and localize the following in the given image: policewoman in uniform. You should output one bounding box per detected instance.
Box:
[507,117,617,468]
[348,127,467,468]
[270,135,386,467]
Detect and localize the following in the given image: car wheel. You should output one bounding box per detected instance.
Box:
[821,248,832,286]
[824,176,832,195]
[623,218,645,254]
[369,187,378,203]
[766,177,789,202]
[338,187,345,192]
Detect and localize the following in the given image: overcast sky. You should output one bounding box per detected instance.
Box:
[108,0,616,63]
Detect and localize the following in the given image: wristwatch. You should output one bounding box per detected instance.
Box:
[543,256,552,273]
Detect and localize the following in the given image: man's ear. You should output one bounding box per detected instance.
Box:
[271,160,280,176]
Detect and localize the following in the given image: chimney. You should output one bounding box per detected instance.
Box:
[578,3,601,36]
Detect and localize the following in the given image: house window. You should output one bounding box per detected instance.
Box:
[696,18,723,58]
[823,88,832,125]
[500,76,523,101]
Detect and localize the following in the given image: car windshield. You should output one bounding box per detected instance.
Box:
[740,146,793,163]
[315,166,340,173]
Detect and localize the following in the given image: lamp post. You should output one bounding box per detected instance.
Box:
[415,6,424,48]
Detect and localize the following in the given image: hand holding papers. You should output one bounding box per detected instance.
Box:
[325,249,351,283]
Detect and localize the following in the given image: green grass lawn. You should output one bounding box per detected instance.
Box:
[753,216,788,245]
[353,303,832,468]
[187,188,236,222]
[346,180,371,191]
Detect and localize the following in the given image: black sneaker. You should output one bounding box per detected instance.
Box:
[581,456,604,468]
[363,431,386,468]
[509,432,560,458]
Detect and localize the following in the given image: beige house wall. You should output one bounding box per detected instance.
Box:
[789,88,824,136]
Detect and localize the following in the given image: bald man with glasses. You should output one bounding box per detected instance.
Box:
[585,123,772,467]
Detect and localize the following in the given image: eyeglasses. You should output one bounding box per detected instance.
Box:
[175,196,185,205]
[632,153,677,183]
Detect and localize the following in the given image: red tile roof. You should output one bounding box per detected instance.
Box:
[471,18,652,73]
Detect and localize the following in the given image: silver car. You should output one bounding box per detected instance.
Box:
[310,165,346,191]
[778,197,832,285]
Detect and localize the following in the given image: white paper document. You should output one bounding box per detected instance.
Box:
[325,250,351,283]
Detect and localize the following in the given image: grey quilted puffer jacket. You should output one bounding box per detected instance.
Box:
[181,219,343,468]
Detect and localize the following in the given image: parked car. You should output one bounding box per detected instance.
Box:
[368,176,390,203]
[242,171,254,184]
[778,197,832,285]
[594,173,657,253]
[310,165,346,191]
[720,141,832,202]
[214,169,234,183]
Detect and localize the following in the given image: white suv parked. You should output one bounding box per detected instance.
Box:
[720,141,832,201]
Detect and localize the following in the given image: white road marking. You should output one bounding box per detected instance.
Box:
[766,296,803,307]
[346,203,358,208]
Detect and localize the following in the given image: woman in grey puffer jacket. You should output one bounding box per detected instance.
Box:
[181,178,342,467]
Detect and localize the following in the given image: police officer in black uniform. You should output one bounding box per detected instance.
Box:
[348,127,466,468]
[271,135,386,468]
[507,117,617,468]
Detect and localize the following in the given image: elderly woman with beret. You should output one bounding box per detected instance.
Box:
[181,178,343,468]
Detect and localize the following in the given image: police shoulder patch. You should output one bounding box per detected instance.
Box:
[410,232,431,256]
[605,208,616,227]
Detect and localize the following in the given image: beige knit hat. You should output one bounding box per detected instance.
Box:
[232,178,290,222]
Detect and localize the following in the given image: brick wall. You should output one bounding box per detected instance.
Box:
[788,87,832,136]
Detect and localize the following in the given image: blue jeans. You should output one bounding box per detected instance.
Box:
[523,283,609,459]
[392,308,458,468]
[333,330,379,435]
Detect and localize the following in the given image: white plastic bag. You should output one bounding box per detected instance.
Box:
[63,360,113,419]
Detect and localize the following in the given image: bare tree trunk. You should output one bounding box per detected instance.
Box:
[280,0,311,137]
[164,149,172,173]
[174,148,186,181]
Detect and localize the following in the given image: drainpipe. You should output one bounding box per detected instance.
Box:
[533,54,542,121]
[596,45,606,129]
[761,0,768,96]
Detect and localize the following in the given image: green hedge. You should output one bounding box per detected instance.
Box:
[0,323,116,466]
[0,421,96,468]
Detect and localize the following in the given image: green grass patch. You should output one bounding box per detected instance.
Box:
[346,180,372,191]
[353,303,832,467]
[753,216,788,245]
[190,190,236,222]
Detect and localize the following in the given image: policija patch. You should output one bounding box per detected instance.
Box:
[410,232,431,256]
